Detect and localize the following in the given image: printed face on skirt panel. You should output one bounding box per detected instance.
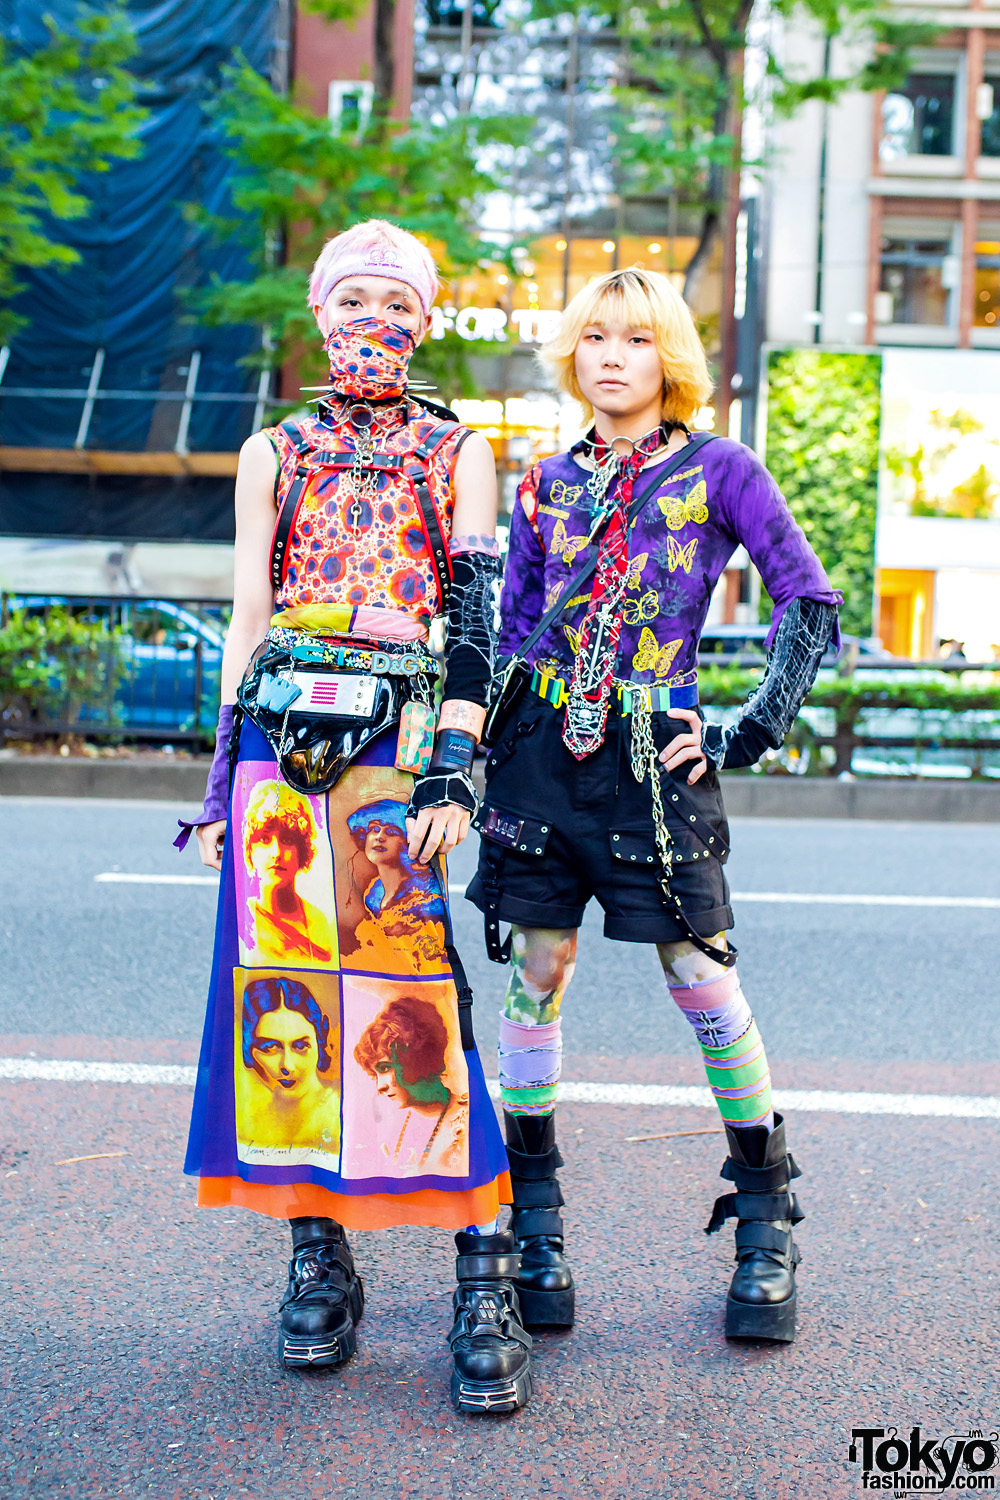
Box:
[233,968,342,1168]
[342,974,470,1179]
[234,767,338,969]
[327,767,448,976]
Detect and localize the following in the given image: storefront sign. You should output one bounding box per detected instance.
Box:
[429,306,562,344]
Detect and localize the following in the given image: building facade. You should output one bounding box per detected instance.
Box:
[763,0,1000,658]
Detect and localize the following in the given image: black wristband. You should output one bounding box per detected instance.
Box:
[430,727,476,773]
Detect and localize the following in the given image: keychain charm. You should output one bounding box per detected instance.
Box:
[395,699,436,774]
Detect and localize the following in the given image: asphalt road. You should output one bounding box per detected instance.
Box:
[1,797,998,1500]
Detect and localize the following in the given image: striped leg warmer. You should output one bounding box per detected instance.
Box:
[667,969,774,1132]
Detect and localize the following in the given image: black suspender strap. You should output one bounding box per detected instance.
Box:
[432,854,477,1049]
[405,421,469,613]
[267,418,470,601]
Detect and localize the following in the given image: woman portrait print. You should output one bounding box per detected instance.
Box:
[344,798,447,972]
[353,994,467,1175]
[242,779,336,965]
[237,975,341,1155]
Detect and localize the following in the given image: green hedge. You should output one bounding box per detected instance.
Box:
[0,607,125,729]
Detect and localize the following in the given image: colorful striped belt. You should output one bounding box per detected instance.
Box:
[529,667,699,714]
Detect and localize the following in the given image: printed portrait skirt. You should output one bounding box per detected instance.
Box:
[185,718,511,1231]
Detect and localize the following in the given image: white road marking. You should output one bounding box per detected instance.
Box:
[93,875,998,908]
[730,891,1000,909]
[1,1056,996,1120]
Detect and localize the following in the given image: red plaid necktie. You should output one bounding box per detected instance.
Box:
[562,428,664,759]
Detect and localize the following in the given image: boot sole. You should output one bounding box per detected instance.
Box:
[281,1321,357,1367]
[516,1284,575,1329]
[725,1290,797,1343]
[280,1274,364,1367]
[450,1365,533,1414]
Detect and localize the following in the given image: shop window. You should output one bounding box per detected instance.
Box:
[975,242,1000,326]
[880,72,957,160]
[980,78,1000,156]
[878,237,957,325]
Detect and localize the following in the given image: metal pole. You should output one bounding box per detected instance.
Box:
[74,349,106,450]
[813,33,832,344]
[560,28,580,308]
[175,350,202,456]
[458,0,474,113]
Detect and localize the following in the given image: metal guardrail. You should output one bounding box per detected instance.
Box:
[0,593,229,744]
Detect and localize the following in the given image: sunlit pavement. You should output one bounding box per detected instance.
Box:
[1,800,997,1499]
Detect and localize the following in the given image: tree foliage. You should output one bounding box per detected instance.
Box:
[0,8,145,342]
[764,350,882,637]
[192,60,530,400]
[525,0,933,295]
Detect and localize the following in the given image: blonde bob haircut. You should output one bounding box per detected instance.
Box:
[540,267,713,426]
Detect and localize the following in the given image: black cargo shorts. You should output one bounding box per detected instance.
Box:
[465,692,734,945]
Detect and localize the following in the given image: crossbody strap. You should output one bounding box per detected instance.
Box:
[509,433,717,664]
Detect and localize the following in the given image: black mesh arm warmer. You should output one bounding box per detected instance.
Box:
[441,549,502,707]
[702,597,839,771]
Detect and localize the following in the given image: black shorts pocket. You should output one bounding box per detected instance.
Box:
[609,827,658,865]
[474,804,553,857]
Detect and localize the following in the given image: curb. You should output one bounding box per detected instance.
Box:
[719,774,999,822]
[0,756,997,820]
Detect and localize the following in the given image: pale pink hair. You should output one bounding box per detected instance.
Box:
[308,219,439,317]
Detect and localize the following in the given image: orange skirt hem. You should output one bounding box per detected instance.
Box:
[196,1171,512,1232]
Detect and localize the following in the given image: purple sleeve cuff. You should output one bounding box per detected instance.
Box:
[174,704,235,851]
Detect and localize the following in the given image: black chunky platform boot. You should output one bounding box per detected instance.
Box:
[705,1113,803,1342]
[448,1230,533,1413]
[504,1111,575,1328]
[279,1217,364,1368]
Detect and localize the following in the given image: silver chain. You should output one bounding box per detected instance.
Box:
[629,687,675,876]
[348,404,379,536]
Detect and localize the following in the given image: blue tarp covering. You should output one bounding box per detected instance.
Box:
[0,0,279,540]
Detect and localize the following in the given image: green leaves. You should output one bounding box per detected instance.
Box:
[765,350,882,638]
[191,59,532,394]
[0,8,145,341]
[0,606,125,727]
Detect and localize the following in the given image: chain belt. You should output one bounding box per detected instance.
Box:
[265,625,439,678]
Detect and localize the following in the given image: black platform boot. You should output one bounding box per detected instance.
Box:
[279,1217,364,1368]
[448,1230,533,1413]
[504,1111,575,1328]
[705,1113,804,1342]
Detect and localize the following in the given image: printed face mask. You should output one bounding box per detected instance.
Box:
[324,317,418,400]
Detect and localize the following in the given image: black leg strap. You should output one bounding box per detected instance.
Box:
[721,1153,801,1192]
[504,1144,564,1180]
[433,855,475,1051]
[479,842,511,964]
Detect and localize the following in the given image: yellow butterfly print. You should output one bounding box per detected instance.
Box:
[666,536,698,574]
[631,628,682,679]
[624,552,649,589]
[551,518,589,567]
[550,479,585,507]
[657,479,709,531]
[544,580,565,611]
[564,622,582,655]
[623,590,659,625]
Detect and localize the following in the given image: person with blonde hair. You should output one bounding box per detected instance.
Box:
[177,218,533,1412]
[468,266,841,1348]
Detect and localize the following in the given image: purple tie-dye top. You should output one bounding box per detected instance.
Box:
[499,434,841,684]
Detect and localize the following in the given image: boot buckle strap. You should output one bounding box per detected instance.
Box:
[504,1144,563,1179]
[721,1155,796,1192]
[455,1253,520,1280]
[734,1221,795,1257]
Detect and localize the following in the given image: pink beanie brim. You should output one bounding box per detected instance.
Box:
[314,245,435,316]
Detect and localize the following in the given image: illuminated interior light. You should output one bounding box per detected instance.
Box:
[497,274,508,285]
[556,239,567,251]
[648,242,661,253]
[602,241,615,253]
